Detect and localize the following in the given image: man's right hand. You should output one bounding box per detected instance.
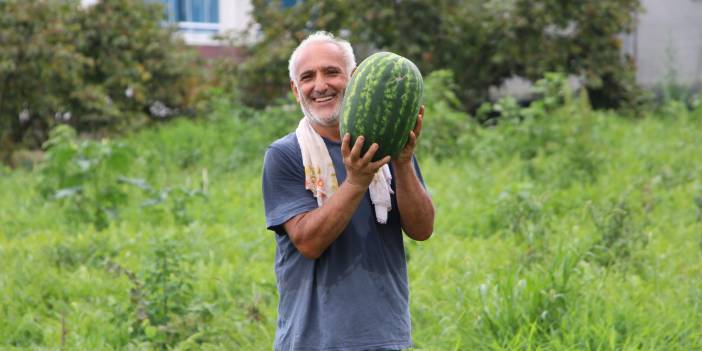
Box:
[284,135,391,260]
[341,133,391,190]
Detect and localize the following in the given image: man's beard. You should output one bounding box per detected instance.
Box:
[299,91,344,127]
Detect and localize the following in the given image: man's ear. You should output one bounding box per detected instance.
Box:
[290,80,300,102]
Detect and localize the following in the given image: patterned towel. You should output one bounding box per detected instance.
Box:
[296,117,393,224]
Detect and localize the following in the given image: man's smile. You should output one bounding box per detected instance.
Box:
[310,92,338,105]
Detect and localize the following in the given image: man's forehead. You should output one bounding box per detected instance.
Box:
[298,64,344,74]
[295,42,346,74]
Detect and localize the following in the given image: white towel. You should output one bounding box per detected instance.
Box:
[295,117,393,224]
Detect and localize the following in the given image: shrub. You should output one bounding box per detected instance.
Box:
[0,0,86,161]
[417,70,476,160]
[0,0,201,161]
[237,0,643,112]
[38,125,135,229]
[107,234,206,349]
[587,197,649,269]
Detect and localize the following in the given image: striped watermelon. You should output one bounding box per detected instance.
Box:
[340,51,423,161]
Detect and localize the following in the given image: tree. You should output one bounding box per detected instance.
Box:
[0,0,87,162]
[0,0,200,163]
[237,0,643,112]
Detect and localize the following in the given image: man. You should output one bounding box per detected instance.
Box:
[262,31,435,350]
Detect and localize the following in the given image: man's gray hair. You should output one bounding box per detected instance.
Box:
[288,31,356,84]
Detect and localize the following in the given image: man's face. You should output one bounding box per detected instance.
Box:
[291,42,349,127]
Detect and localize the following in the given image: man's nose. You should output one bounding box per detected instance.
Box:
[313,76,329,92]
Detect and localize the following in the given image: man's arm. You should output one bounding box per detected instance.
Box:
[392,106,435,241]
[284,135,391,259]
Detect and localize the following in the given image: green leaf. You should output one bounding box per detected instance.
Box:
[53,186,83,200]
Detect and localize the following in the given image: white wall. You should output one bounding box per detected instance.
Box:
[179,0,254,46]
[183,0,253,45]
[80,0,255,46]
[223,0,254,33]
[633,0,702,87]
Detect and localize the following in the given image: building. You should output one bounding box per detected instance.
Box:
[81,0,256,60]
[158,0,251,45]
[158,0,254,59]
[623,0,702,88]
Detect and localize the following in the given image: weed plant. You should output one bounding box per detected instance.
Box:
[1,72,702,349]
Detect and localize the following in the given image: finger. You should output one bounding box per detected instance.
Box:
[350,136,364,161]
[414,105,424,139]
[370,155,392,169]
[362,143,380,163]
[405,131,417,150]
[341,133,351,157]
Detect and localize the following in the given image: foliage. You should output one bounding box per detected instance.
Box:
[2,74,702,349]
[587,196,649,269]
[237,0,643,112]
[129,94,299,177]
[420,71,602,175]
[39,124,135,230]
[76,0,200,127]
[126,234,204,349]
[478,252,580,345]
[120,176,208,226]
[0,0,200,162]
[417,70,476,160]
[38,122,213,230]
[0,0,86,160]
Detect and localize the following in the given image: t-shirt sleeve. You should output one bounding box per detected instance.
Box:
[262,144,318,235]
[412,155,427,188]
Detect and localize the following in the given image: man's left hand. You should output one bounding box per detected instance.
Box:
[393,105,424,166]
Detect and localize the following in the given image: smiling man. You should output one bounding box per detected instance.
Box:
[262,31,435,351]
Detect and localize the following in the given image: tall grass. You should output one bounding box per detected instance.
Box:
[1,80,702,349]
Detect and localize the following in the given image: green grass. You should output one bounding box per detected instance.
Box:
[1,103,702,349]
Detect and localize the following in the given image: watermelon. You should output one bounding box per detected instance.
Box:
[340,51,423,161]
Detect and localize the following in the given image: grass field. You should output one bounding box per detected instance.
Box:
[1,99,701,350]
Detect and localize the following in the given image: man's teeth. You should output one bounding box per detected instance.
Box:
[315,96,334,102]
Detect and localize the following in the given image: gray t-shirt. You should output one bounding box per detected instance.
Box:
[262,132,424,350]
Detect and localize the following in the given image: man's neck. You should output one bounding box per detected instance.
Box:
[310,121,341,142]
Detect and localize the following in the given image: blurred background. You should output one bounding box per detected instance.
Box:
[2,0,702,160]
[1,1,701,350]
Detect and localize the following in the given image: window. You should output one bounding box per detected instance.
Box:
[160,0,219,23]
[281,0,300,8]
[159,0,219,33]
